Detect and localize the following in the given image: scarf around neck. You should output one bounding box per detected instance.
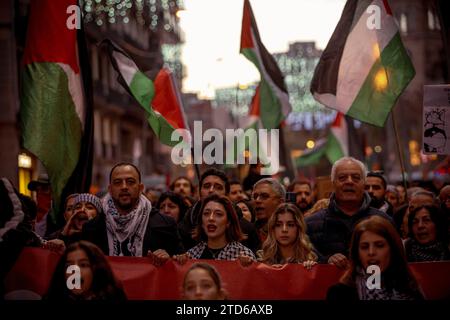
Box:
[103,193,151,257]
[408,238,450,262]
[355,266,415,300]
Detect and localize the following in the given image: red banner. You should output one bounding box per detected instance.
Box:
[5,247,450,300]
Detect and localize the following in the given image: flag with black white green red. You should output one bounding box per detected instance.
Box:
[310,0,415,127]
[295,112,349,167]
[225,84,280,174]
[103,39,189,147]
[20,0,93,223]
[240,0,291,129]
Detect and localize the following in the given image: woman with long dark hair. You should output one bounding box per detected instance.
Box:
[327,215,423,300]
[45,241,126,300]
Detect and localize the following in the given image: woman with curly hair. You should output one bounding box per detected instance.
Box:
[239,203,317,269]
[44,241,126,300]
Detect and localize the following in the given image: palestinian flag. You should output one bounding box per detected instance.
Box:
[295,112,349,167]
[225,85,280,175]
[20,0,93,223]
[311,0,415,127]
[240,0,291,129]
[103,40,189,147]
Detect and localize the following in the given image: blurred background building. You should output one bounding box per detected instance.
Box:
[0,0,448,196]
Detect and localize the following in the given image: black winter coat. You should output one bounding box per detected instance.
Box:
[305,192,392,263]
[81,206,183,256]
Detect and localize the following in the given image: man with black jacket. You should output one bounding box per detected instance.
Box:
[82,163,182,262]
[306,157,392,268]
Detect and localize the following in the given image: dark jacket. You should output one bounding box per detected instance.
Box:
[81,206,183,256]
[305,192,392,263]
[326,283,359,301]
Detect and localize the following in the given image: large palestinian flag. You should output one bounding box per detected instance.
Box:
[311,0,415,127]
[240,0,291,129]
[20,0,93,223]
[103,40,189,147]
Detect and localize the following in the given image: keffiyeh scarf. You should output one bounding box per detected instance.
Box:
[355,267,415,300]
[408,239,450,262]
[104,194,151,257]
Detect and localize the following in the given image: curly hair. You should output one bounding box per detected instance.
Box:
[260,203,317,264]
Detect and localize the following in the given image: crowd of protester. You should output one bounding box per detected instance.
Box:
[1,156,449,300]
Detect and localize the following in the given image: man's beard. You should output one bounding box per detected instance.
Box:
[369,197,384,209]
[297,201,312,212]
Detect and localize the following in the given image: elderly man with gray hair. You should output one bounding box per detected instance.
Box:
[306,157,391,268]
[251,178,286,245]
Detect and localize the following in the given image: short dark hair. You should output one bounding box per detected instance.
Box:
[200,168,230,194]
[109,162,141,183]
[288,179,312,192]
[229,179,242,187]
[169,176,194,194]
[366,171,387,189]
[156,191,189,223]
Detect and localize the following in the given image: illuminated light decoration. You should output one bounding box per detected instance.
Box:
[374,68,388,91]
[409,140,421,166]
[80,0,184,28]
[214,42,335,131]
[18,154,32,169]
[306,140,315,149]
[374,145,382,153]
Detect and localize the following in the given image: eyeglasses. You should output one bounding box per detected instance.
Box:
[252,193,272,201]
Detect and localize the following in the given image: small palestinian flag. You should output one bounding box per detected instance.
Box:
[295,112,349,167]
[103,40,189,147]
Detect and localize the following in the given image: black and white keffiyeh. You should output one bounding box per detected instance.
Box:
[103,193,151,257]
[187,241,256,260]
[407,239,450,262]
[355,267,416,300]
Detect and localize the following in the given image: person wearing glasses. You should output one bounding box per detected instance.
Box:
[306,157,392,268]
[251,178,286,246]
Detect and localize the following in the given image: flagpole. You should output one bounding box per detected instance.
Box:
[279,126,295,181]
[391,110,409,202]
[191,147,201,184]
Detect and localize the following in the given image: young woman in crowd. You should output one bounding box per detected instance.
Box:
[44,241,127,300]
[235,199,255,223]
[181,262,227,300]
[43,193,103,252]
[327,215,423,300]
[239,203,317,269]
[156,191,189,225]
[404,205,450,262]
[173,194,256,263]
